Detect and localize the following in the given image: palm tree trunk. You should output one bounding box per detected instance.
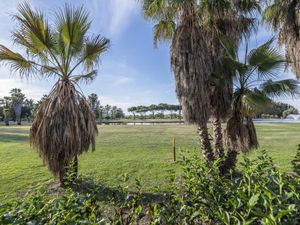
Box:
[16,115,21,125]
[220,149,238,174]
[73,155,78,180]
[211,117,225,158]
[4,117,9,126]
[59,165,66,187]
[198,123,214,161]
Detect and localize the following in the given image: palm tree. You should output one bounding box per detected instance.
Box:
[111,106,118,120]
[104,104,112,120]
[10,88,25,125]
[143,0,259,161]
[0,3,110,185]
[263,0,300,78]
[88,93,100,119]
[221,39,300,172]
[3,108,10,126]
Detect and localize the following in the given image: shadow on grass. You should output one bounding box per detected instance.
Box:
[70,177,165,204]
[0,133,29,143]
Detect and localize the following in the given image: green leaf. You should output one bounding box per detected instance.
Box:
[248,193,260,208]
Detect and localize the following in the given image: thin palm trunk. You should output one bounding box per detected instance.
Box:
[211,116,225,158]
[198,123,214,161]
[220,149,238,174]
[4,117,9,126]
[14,105,22,125]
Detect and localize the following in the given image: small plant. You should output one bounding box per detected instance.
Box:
[292,145,300,176]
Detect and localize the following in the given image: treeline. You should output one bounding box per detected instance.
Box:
[0,90,126,125]
[0,89,36,125]
[256,101,299,119]
[127,103,181,119]
[88,93,125,120]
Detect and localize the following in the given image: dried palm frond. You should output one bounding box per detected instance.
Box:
[263,0,300,78]
[246,116,258,149]
[30,80,97,178]
[171,6,212,126]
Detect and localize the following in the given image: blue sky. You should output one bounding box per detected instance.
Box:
[0,0,299,112]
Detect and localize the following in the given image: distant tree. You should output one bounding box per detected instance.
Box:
[10,88,25,125]
[157,103,168,118]
[115,108,124,119]
[22,98,34,121]
[136,105,148,119]
[104,105,112,120]
[99,105,104,121]
[256,101,298,118]
[283,107,299,118]
[88,93,100,119]
[3,108,10,126]
[128,106,137,120]
[111,106,118,120]
[149,104,157,119]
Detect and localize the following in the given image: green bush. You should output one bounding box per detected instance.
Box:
[150,151,300,224]
[1,149,300,224]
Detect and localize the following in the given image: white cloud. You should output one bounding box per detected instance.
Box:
[0,78,52,100]
[88,0,139,38]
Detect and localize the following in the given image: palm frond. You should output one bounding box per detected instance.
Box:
[0,45,35,77]
[241,89,272,116]
[247,38,285,79]
[82,35,110,70]
[56,4,91,57]
[262,1,284,31]
[233,0,261,15]
[153,19,175,47]
[261,79,300,98]
[72,70,97,84]
[14,2,55,53]
[143,0,169,20]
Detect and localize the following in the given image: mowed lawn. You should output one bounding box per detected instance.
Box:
[0,123,299,201]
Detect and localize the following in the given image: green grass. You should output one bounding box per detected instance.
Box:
[0,123,299,201]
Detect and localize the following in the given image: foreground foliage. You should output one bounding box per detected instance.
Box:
[1,148,300,224]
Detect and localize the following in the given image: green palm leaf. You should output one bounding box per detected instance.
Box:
[0,45,34,77]
[72,70,97,84]
[153,20,175,47]
[247,39,285,79]
[81,35,110,70]
[241,89,272,116]
[14,2,55,52]
[56,4,91,57]
[261,79,300,98]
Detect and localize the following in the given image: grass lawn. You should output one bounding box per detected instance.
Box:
[0,123,299,201]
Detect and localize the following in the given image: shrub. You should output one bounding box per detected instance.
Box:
[1,149,300,224]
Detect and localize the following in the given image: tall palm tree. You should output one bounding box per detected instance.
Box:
[203,0,260,159]
[10,88,25,125]
[0,3,110,185]
[221,39,300,172]
[143,0,259,161]
[263,0,300,78]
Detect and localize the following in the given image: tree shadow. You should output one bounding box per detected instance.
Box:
[0,133,29,142]
[70,177,166,204]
